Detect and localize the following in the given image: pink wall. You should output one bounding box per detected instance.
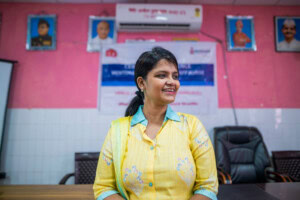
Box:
[0,3,300,109]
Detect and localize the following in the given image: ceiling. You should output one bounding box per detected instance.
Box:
[0,0,300,5]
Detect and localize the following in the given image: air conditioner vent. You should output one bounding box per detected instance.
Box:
[119,23,190,30]
[116,4,203,32]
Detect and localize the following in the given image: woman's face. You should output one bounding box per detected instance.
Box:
[138,59,180,106]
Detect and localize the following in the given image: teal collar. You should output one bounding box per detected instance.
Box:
[131,105,181,127]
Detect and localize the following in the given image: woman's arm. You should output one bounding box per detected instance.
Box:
[94,127,121,200]
[189,117,218,200]
[104,194,125,200]
[190,194,212,200]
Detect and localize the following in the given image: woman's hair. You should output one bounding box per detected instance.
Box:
[125,47,178,116]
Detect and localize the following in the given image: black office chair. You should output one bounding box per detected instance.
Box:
[59,152,100,184]
[214,126,291,184]
[272,151,300,182]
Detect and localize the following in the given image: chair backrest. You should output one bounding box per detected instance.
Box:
[272,151,300,181]
[214,126,271,183]
[75,152,100,184]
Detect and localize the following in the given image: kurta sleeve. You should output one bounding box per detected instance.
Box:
[93,126,119,200]
[189,117,218,200]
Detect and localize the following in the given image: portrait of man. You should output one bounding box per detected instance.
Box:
[26,15,56,50]
[276,17,300,52]
[31,19,52,47]
[226,16,256,51]
[233,20,251,47]
[87,17,116,52]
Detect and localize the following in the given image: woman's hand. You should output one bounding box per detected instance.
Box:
[190,194,211,200]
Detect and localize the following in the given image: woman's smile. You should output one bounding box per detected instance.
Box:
[142,59,180,106]
[162,87,177,95]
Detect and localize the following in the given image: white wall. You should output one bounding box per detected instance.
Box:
[1,108,300,184]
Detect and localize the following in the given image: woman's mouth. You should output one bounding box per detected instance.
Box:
[163,88,176,95]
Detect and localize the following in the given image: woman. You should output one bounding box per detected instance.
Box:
[93,47,218,200]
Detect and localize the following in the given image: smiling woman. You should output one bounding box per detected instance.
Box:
[93,47,218,200]
[126,47,180,116]
[137,59,180,108]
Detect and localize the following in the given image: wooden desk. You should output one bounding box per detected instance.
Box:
[218,184,278,200]
[0,185,94,200]
[257,182,300,200]
[218,182,300,200]
[0,183,299,200]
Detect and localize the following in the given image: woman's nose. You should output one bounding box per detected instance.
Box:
[166,77,175,85]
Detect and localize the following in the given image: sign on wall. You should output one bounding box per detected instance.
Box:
[98,42,217,115]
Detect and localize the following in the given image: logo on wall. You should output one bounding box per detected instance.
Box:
[106,49,117,57]
[195,8,200,17]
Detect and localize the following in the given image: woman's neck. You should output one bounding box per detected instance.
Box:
[142,102,167,125]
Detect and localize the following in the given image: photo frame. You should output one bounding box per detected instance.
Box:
[26,14,57,51]
[226,15,256,51]
[87,16,116,52]
[275,16,300,52]
[0,13,2,40]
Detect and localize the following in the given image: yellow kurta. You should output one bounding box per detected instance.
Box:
[94,106,218,200]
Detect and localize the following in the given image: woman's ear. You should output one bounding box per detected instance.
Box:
[136,76,145,91]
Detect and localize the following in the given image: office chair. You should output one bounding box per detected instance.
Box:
[272,151,300,182]
[59,152,100,184]
[214,126,291,184]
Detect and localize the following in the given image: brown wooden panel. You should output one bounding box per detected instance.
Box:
[0,185,94,200]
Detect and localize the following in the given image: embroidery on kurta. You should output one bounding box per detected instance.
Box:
[194,136,209,148]
[174,115,188,132]
[123,165,144,195]
[102,154,112,166]
[176,157,195,186]
[102,140,113,166]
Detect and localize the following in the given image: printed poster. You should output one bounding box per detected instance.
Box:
[99,42,217,115]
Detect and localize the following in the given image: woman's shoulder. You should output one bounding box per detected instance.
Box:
[111,116,132,126]
[176,112,202,124]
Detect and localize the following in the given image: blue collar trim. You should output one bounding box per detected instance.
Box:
[131,105,180,127]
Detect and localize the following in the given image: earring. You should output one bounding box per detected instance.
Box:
[141,88,144,92]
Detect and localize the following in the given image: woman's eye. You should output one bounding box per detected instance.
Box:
[173,75,179,80]
[156,74,166,78]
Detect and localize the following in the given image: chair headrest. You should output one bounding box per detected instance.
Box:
[228,131,250,144]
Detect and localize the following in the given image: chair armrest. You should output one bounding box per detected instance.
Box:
[0,172,6,179]
[217,167,232,184]
[59,173,75,184]
[265,168,294,182]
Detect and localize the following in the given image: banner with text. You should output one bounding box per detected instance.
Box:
[99,42,217,115]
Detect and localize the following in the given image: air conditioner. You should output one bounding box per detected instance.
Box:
[116,4,203,32]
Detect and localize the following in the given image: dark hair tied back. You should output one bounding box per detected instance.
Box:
[135,90,144,100]
[124,47,178,117]
[125,92,144,117]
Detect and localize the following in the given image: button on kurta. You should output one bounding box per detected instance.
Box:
[150,146,154,150]
[149,182,153,187]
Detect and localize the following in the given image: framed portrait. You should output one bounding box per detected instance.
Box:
[275,16,300,52]
[26,15,56,51]
[0,13,2,42]
[226,15,256,51]
[87,16,116,52]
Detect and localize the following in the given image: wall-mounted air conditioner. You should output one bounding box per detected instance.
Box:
[116,4,203,32]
